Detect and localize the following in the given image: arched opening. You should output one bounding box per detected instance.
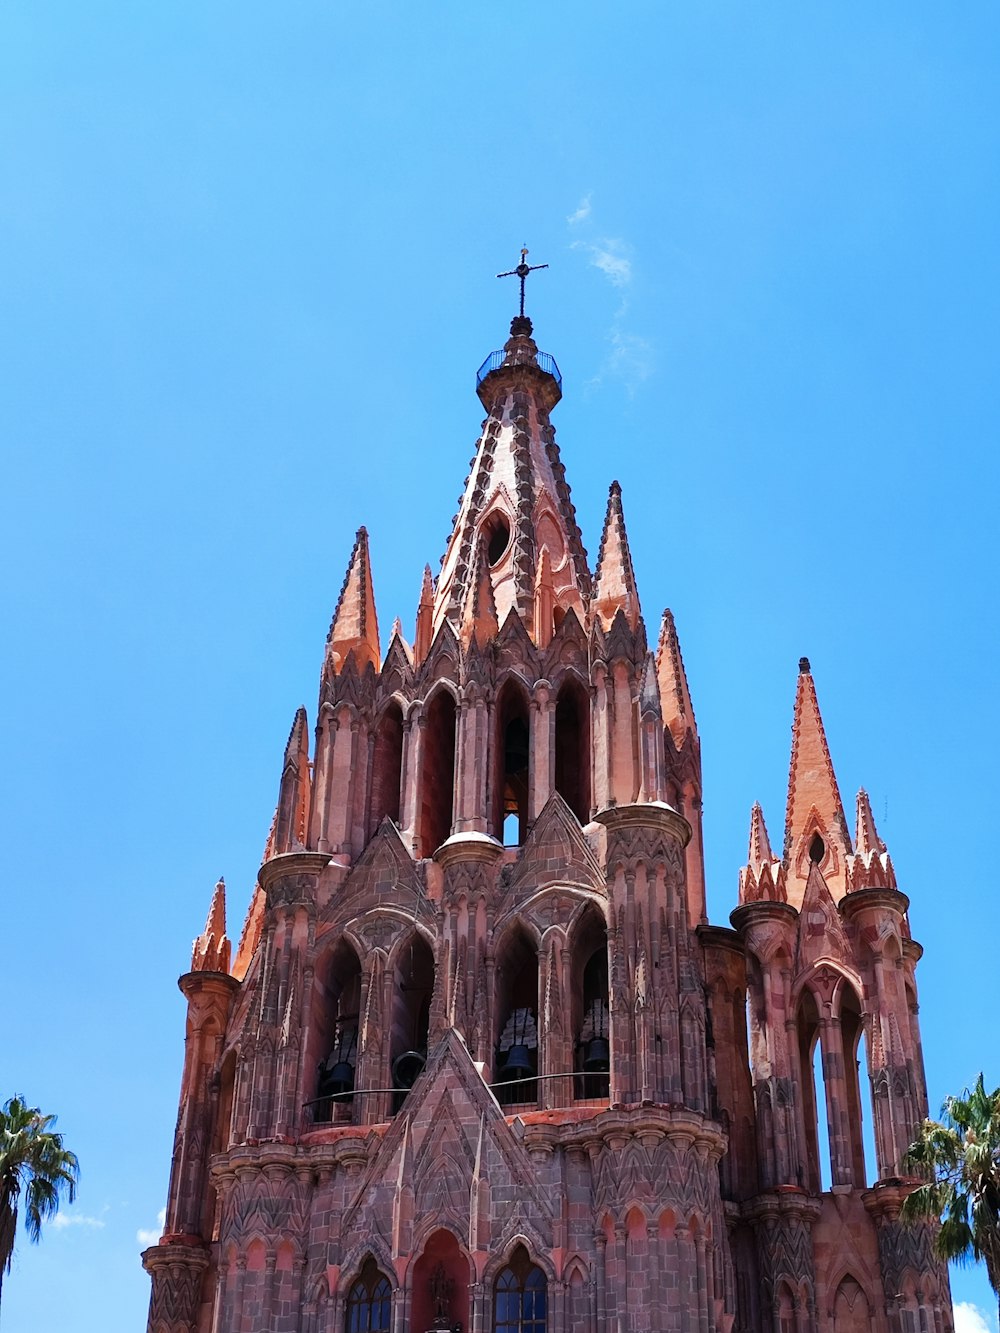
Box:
[776,1282,796,1333]
[840,984,868,1187]
[484,511,512,567]
[214,1049,237,1155]
[494,1244,547,1333]
[571,908,610,1101]
[345,1256,392,1333]
[494,927,539,1108]
[419,689,457,856]
[833,1275,870,1333]
[797,988,828,1192]
[411,1230,470,1333]
[554,678,590,824]
[389,933,434,1114]
[809,832,825,864]
[369,702,404,838]
[494,679,531,845]
[313,940,362,1125]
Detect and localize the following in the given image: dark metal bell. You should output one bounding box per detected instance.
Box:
[323,1060,355,1097]
[500,1044,535,1081]
[583,1037,610,1072]
[392,1049,426,1090]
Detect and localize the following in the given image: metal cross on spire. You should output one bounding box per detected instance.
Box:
[497,246,549,319]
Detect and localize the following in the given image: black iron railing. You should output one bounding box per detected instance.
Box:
[476,350,562,390]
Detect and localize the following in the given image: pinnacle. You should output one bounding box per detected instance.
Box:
[191,876,231,974]
[592,481,641,631]
[783,659,851,903]
[284,706,308,764]
[326,526,381,673]
[855,788,886,856]
[748,803,774,869]
[655,609,696,747]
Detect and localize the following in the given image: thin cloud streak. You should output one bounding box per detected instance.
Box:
[567,194,592,225]
[52,1212,105,1230]
[137,1207,166,1247]
[571,238,632,287]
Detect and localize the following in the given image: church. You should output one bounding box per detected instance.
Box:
[142,267,953,1333]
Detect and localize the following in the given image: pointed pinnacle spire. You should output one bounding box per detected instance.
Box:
[414,564,434,665]
[191,877,231,973]
[748,802,774,868]
[326,526,381,673]
[855,788,886,856]
[275,706,311,854]
[784,657,851,904]
[592,481,641,630]
[656,609,697,748]
[462,537,499,647]
[639,651,662,717]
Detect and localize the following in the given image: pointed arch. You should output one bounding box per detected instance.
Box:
[369,699,404,838]
[832,1274,870,1333]
[494,921,540,1107]
[838,980,869,1187]
[344,1255,392,1333]
[310,937,363,1124]
[494,1242,548,1333]
[418,686,458,856]
[494,675,532,845]
[554,674,590,824]
[569,901,610,1101]
[388,930,434,1113]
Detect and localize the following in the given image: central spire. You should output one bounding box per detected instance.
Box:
[432,265,591,641]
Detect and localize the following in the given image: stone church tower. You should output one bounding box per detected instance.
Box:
[143,296,953,1333]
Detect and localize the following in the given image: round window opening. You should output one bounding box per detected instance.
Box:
[485,514,511,566]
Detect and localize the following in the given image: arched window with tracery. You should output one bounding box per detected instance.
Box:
[345,1257,391,1333]
[494,1246,546,1333]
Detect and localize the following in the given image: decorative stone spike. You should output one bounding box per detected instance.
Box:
[592,481,641,631]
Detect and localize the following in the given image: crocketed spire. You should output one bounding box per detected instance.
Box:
[591,481,641,631]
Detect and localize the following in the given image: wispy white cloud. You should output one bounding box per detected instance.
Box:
[571,238,632,288]
[954,1303,996,1333]
[52,1211,105,1231]
[137,1207,166,1247]
[567,194,592,226]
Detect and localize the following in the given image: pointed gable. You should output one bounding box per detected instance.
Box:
[502,791,605,909]
[326,526,381,673]
[339,1029,553,1260]
[784,657,852,906]
[461,537,500,648]
[796,860,851,972]
[328,816,426,923]
[592,481,641,631]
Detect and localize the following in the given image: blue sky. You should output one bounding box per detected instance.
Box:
[2,5,998,1330]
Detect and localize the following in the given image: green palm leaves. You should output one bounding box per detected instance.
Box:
[0,1096,80,1308]
[903,1074,1000,1315]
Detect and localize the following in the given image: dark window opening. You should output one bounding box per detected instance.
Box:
[315,942,362,1125]
[485,513,512,566]
[574,929,610,1101]
[390,934,434,1114]
[369,702,404,838]
[494,1246,547,1333]
[555,680,590,824]
[495,930,539,1108]
[346,1258,392,1333]
[494,681,530,845]
[809,833,825,864]
[419,690,457,856]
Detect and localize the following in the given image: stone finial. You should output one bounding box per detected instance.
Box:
[414,564,435,665]
[783,660,852,906]
[846,789,896,893]
[655,608,697,748]
[325,526,381,673]
[191,877,231,973]
[738,804,787,905]
[592,481,641,631]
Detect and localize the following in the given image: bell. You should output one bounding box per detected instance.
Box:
[392,1049,426,1090]
[583,1037,610,1072]
[322,1060,355,1098]
[499,1044,535,1081]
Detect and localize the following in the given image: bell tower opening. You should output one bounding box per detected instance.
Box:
[571,908,610,1101]
[313,941,362,1126]
[369,701,404,837]
[494,679,531,845]
[555,678,590,824]
[494,926,539,1107]
[389,933,434,1114]
[419,688,457,856]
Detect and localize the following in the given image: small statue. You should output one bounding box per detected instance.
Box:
[427,1262,460,1331]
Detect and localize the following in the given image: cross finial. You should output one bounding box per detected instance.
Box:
[497,245,549,319]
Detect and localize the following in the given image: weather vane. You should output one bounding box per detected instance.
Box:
[497,246,548,319]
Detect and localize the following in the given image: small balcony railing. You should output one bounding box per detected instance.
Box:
[476,349,562,390]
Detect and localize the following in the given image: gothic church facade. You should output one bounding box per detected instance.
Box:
[143,308,952,1333]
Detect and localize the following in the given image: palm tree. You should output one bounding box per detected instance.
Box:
[902,1073,1000,1324]
[0,1096,80,1309]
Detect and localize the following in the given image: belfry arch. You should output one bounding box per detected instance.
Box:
[418,687,457,856]
[494,676,531,845]
[554,675,590,824]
